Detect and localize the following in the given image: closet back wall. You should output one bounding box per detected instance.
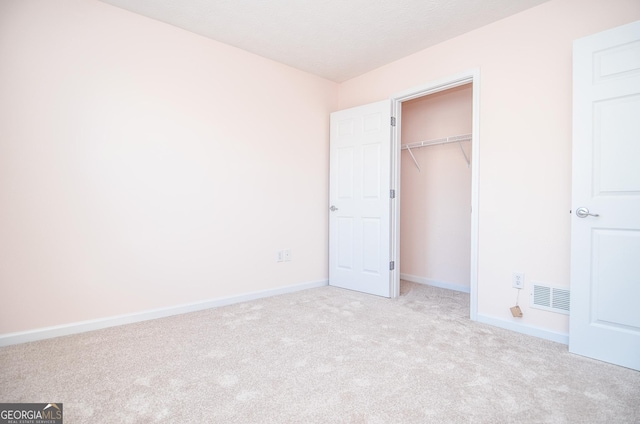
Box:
[400,84,472,291]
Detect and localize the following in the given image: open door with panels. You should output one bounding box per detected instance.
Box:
[570,20,640,371]
[329,100,392,297]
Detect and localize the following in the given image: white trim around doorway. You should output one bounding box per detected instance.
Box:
[389,69,480,321]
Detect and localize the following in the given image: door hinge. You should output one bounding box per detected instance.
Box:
[389,261,395,271]
[391,116,396,126]
[390,189,395,199]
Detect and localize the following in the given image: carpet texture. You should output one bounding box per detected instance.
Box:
[1,282,639,423]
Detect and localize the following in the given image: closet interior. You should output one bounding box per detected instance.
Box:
[400,83,473,295]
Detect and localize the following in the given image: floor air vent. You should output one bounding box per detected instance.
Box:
[530,283,570,315]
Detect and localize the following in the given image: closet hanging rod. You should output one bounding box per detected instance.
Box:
[401,133,472,170]
[401,133,472,151]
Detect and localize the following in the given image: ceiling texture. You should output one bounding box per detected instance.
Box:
[99,0,550,82]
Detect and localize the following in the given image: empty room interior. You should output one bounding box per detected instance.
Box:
[1,0,639,422]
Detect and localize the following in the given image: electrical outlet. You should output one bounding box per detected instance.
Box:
[276,250,284,262]
[512,272,525,289]
[283,249,291,262]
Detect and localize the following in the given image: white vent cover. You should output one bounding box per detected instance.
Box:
[530,283,570,315]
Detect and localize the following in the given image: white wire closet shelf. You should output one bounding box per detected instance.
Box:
[401,133,472,172]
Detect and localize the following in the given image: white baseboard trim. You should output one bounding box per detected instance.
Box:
[400,273,470,294]
[476,313,569,345]
[0,279,328,347]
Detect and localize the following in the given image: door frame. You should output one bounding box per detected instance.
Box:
[389,69,480,320]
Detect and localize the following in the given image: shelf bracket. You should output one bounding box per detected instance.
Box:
[406,145,421,172]
[458,140,470,167]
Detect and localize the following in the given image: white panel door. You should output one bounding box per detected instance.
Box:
[329,100,391,297]
[570,20,640,370]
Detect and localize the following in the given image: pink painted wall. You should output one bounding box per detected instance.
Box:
[2,0,639,340]
[0,0,338,334]
[400,85,472,289]
[340,0,640,334]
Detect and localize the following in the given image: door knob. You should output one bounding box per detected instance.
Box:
[330,205,339,212]
[576,207,599,218]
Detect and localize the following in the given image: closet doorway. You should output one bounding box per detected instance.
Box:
[390,70,479,320]
[400,83,472,295]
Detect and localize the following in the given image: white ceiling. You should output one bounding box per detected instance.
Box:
[99,0,550,82]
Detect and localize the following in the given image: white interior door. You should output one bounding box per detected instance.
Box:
[329,100,392,297]
[570,20,640,371]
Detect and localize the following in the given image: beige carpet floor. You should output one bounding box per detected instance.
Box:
[1,281,639,423]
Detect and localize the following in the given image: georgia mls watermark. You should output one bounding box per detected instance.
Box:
[0,403,63,424]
